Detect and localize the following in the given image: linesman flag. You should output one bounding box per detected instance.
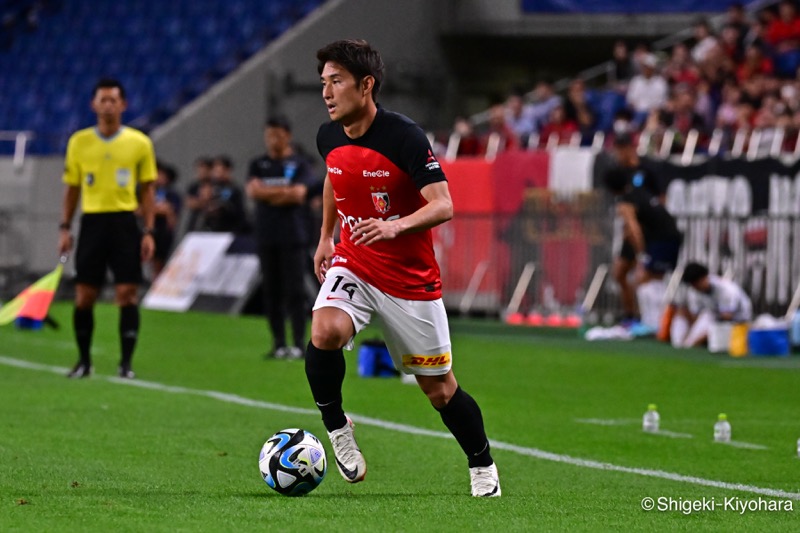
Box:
[0,257,66,326]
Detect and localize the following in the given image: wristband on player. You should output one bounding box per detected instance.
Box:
[59,222,71,231]
[143,227,155,236]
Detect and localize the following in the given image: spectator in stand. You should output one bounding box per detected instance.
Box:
[734,99,757,133]
[610,39,634,89]
[527,80,562,132]
[452,116,481,157]
[184,156,213,232]
[538,104,579,148]
[608,108,637,147]
[694,78,716,132]
[504,89,536,147]
[740,73,766,108]
[199,155,248,233]
[719,23,745,65]
[744,8,776,49]
[716,80,742,131]
[563,78,596,144]
[765,0,800,77]
[691,18,720,66]
[662,83,708,151]
[725,2,751,48]
[151,161,182,279]
[631,41,653,75]
[626,53,668,126]
[737,43,774,82]
[480,101,520,154]
[662,43,701,87]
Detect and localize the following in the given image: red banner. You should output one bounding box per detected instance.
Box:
[436,150,589,311]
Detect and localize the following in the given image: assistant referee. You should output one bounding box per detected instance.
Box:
[58,78,157,379]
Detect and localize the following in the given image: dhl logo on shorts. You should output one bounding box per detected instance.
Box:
[402,352,451,368]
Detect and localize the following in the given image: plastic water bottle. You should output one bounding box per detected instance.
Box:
[796,437,800,458]
[642,404,660,433]
[714,413,731,443]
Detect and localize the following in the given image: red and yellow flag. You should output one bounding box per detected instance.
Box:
[0,264,63,326]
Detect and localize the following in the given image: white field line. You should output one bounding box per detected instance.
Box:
[724,441,771,450]
[1,355,798,500]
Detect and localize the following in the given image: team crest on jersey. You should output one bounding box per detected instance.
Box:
[425,149,440,171]
[371,192,390,214]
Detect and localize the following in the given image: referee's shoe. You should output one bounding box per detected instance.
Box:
[66,362,92,379]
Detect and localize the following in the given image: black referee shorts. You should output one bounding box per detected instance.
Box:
[75,212,143,286]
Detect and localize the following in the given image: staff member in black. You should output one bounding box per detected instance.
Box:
[246,117,318,359]
[604,166,682,283]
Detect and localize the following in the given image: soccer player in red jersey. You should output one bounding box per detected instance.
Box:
[305,39,500,497]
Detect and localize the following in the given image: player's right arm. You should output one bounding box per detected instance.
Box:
[314,174,336,283]
[616,202,645,255]
[58,185,80,255]
[59,135,81,256]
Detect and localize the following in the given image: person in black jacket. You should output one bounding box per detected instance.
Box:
[246,117,317,359]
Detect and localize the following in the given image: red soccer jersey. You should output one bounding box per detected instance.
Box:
[317,107,447,300]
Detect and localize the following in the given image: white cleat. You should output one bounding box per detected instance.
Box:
[470,463,501,497]
[327,417,367,483]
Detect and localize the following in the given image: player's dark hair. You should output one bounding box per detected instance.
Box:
[157,161,178,183]
[682,262,709,285]
[613,132,634,148]
[194,156,213,168]
[317,39,385,102]
[266,115,292,133]
[603,167,630,194]
[213,155,233,169]
[93,78,126,100]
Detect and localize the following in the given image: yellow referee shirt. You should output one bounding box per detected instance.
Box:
[62,126,157,213]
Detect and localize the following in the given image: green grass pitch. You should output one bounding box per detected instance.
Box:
[1,302,799,531]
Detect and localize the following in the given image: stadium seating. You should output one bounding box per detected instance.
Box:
[0,0,325,155]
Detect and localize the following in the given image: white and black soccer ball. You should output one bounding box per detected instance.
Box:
[259,428,327,496]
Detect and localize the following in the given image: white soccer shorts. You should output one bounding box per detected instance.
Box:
[312,266,452,376]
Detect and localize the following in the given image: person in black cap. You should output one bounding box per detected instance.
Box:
[246,116,319,359]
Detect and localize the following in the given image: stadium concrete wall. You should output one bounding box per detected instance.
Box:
[0,157,63,275]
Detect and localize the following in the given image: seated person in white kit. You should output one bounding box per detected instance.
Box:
[671,262,753,348]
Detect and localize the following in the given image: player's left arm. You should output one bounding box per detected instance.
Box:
[139,181,156,261]
[138,139,157,261]
[353,123,452,246]
[352,181,452,246]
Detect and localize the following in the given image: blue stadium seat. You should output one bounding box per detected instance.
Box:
[0,0,327,154]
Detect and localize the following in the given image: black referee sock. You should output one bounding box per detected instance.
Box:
[436,386,494,468]
[119,305,140,367]
[304,341,347,432]
[73,307,94,365]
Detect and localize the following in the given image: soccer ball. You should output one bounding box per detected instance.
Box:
[259,428,327,496]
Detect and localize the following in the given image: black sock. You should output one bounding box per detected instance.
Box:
[73,307,93,365]
[436,386,493,468]
[304,341,347,432]
[119,305,140,367]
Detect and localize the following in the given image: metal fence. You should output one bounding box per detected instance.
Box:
[440,189,800,320]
